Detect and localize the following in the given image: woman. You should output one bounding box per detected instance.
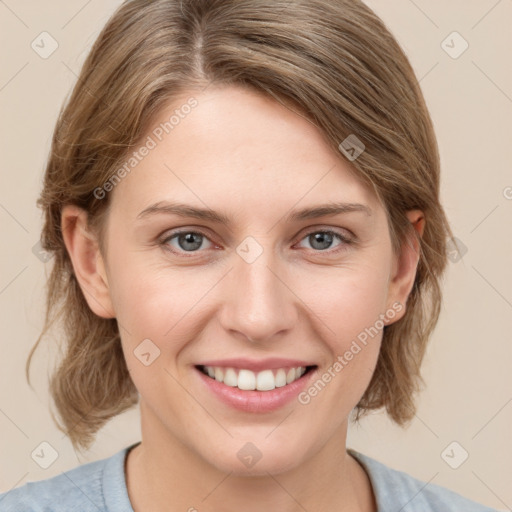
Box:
[0,0,499,510]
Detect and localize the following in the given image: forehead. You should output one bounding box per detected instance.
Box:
[109,85,381,221]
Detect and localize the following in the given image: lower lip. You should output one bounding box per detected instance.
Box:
[195,366,317,413]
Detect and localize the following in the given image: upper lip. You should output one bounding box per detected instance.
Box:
[195,358,316,372]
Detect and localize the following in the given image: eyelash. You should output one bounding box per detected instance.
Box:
[159,227,355,257]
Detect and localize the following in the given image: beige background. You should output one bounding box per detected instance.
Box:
[1,1,511,509]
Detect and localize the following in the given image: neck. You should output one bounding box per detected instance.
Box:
[125,401,376,512]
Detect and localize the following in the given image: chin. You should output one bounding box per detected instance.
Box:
[204,441,306,477]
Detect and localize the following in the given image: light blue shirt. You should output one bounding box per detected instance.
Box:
[0,442,499,511]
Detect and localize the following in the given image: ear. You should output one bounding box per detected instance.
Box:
[61,205,115,319]
[384,209,425,325]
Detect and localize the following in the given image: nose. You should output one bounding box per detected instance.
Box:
[218,246,299,344]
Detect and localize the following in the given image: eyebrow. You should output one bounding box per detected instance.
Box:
[136,200,373,225]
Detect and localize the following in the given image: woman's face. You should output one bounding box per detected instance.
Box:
[86,85,419,475]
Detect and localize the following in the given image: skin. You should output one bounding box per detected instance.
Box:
[62,84,424,512]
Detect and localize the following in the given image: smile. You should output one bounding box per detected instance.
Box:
[197,365,315,391]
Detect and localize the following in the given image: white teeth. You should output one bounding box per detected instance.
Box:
[223,368,238,387]
[256,370,275,391]
[201,365,310,391]
[275,368,287,387]
[238,369,256,390]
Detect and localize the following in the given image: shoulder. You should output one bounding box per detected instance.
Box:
[0,444,133,512]
[348,449,499,512]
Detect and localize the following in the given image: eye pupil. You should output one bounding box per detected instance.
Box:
[310,232,334,250]
[178,232,203,251]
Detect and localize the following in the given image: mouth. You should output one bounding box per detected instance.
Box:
[195,364,317,391]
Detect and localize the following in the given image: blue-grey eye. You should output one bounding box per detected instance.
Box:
[164,231,213,252]
[297,230,348,251]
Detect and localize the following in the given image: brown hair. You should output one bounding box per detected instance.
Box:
[27,0,455,453]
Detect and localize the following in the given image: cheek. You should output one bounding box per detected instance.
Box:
[106,239,189,332]
[294,274,386,421]
[295,260,390,404]
[299,260,391,344]
[107,250,224,374]
[109,266,194,404]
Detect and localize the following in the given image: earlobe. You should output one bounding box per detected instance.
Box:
[61,205,115,319]
[385,209,424,324]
